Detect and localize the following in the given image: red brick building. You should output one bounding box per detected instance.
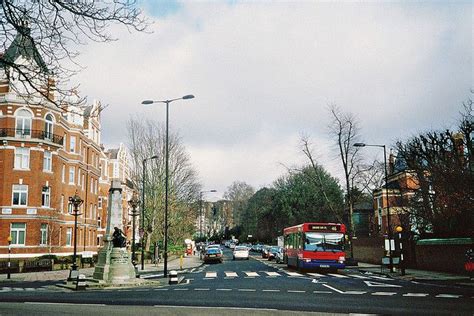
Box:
[0,28,110,260]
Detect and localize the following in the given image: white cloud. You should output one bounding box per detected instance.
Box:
[73,1,472,194]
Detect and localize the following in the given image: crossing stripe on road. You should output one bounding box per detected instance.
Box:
[327,273,348,278]
[307,273,324,278]
[285,271,303,277]
[265,272,281,277]
[245,272,260,277]
[205,272,217,278]
[403,293,429,297]
[225,272,238,277]
[372,292,397,296]
[435,294,461,298]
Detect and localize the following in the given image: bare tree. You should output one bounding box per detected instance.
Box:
[223,181,255,230]
[127,116,201,252]
[0,1,148,108]
[328,105,362,258]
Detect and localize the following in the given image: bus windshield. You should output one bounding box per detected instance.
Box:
[304,232,344,252]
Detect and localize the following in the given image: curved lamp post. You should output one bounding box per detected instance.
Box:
[128,192,140,268]
[141,155,158,271]
[68,191,83,280]
[353,142,393,273]
[141,94,195,277]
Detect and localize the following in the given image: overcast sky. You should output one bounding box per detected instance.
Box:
[73,1,472,199]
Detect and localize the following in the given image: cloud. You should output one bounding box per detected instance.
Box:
[73,1,472,196]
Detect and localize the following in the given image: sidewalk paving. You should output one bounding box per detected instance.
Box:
[0,253,203,283]
[349,261,474,286]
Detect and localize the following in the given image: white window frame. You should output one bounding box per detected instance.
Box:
[44,114,54,140]
[15,109,32,138]
[41,186,51,207]
[69,166,75,184]
[61,164,65,183]
[10,223,26,246]
[70,135,76,153]
[43,150,52,172]
[60,195,64,213]
[66,228,72,247]
[14,147,30,170]
[12,184,28,206]
[40,223,48,246]
[77,169,81,186]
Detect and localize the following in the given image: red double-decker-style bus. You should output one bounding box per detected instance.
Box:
[283,222,346,271]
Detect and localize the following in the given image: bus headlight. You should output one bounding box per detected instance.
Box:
[304,259,311,263]
[338,256,345,263]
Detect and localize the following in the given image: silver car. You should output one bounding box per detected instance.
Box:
[233,246,249,260]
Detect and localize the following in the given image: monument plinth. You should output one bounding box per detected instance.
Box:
[93,180,136,284]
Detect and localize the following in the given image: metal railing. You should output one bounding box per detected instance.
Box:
[0,128,63,145]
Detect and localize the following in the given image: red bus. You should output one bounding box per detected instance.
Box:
[283,222,346,271]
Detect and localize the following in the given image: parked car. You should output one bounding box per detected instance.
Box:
[268,246,281,261]
[233,246,250,260]
[275,247,285,264]
[203,247,223,263]
[261,246,270,258]
[206,244,221,251]
[229,243,236,249]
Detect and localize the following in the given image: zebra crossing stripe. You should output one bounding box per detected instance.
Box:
[307,273,324,278]
[225,272,238,277]
[347,274,370,279]
[372,292,397,296]
[245,272,260,277]
[205,272,217,278]
[435,294,461,298]
[265,272,281,277]
[327,273,348,278]
[403,293,429,297]
[286,271,303,277]
[369,275,392,281]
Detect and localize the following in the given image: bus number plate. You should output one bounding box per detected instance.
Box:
[320,264,329,268]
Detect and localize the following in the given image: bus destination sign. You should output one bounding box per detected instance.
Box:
[308,224,339,232]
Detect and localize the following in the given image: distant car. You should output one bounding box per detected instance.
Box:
[233,246,250,260]
[268,246,281,261]
[275,247,285,264]
[229,243,236,249]
[206,244,221,250]
[203,247,223,263]
[261,246,270,258]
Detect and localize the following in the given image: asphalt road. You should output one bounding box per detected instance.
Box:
[0,247,473,315]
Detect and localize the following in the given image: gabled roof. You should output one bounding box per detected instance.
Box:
[1,25,49,74]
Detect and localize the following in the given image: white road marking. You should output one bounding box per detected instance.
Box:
[216,288,232,291]
[347,274,370,279]
[194,288,210,291]
[174,288,189,291]
[369,275,393,281]
[154,288,168,291]
[327,273,348,278]
[372,292,397,296]
[225,272,238,277]
[238,289,256,292]
[285,271,303,277]
[313,290,332,294]
[307,272,324,278]
[322,284,344,294]
[262,289,280,292]
[343,291,366,295]
[435,294,461,298]
[403,293,429,297]
[265,271,281,277]
[245,272,259,277]
[205,272,217,278]
[288,290,306,293]
[364,281,402,288]
[25,302,106,306]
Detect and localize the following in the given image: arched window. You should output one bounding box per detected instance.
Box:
[15,109,32,138]
[44,114,54,140]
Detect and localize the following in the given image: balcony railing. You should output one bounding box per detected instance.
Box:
[0,128,64,146]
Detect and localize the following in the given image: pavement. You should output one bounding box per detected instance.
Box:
[1,253,472,287]
[0,253,203,283]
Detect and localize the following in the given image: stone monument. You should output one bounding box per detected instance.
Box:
[93,180,136,283]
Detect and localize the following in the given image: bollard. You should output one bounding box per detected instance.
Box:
[180,255,183,270]
[76,274,87,291]
[169,270,178,285]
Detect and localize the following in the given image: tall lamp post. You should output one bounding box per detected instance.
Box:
[128,192,140,269]
[142,94,195,277]
[7,236,12,279]
[354,142,393,272]
[199,190,217,240]
[141,155,158,271]
[68,191,83,280]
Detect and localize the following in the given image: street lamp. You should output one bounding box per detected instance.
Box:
[141,155,158,271]
[353,142,393,272]
[199,190,217,240]
[68,191,83,280]
[142,94,195,277]
[7,236,12,279]
[128,192,140,269]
